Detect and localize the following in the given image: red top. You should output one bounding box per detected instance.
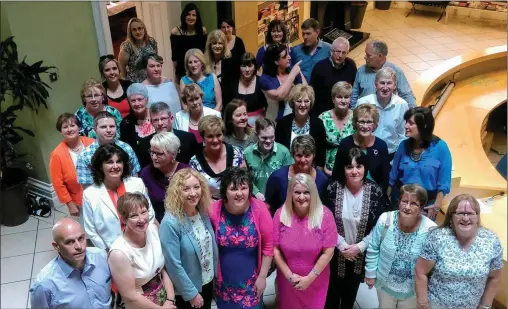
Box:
[107,98,130,119]
[188,127,203,144]
[107,182,127,230]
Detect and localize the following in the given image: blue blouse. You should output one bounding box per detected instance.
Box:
[182,74,216,109]
[389,138,452,197]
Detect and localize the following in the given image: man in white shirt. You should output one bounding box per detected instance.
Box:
[357,67,409,159]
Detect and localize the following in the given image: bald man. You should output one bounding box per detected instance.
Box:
[30,218,112,309]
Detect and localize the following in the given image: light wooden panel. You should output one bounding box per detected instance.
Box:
[236,21,259,55]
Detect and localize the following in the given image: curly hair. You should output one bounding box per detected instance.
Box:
[91,144,131,186]
[165,168,211,221]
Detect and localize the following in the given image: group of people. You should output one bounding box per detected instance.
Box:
[34,5,503,309]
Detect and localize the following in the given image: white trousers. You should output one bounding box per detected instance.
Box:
[377,289,417,309]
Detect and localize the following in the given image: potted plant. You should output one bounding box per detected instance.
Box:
[0,36,54,226]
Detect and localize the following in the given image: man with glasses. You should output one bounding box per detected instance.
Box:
[137,102,198,167]
[244,118,293,202]
[351,39,416,109]
[310,37,357,116]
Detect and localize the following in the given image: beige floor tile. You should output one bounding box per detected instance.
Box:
[398,54,424,64]
[389,47,414,57]
[436,50,461,60]
[1,254,33,284]
[444,42,469,51]
[406,45,433,54]
[418,38,442,47]
[417,53,443,62]
[1,217,40,236]
[35,228,54,253]
[404,70,421,82]
[429,45,452,52]
[433,36,458,44]
[1,231,36,259]
[397,40,421,48]
[1,279,30,309]
[388,56,403,65]
[408,33,430,40]
[407,61,432,71]
[426,60,445,67]
[398,63,415,74]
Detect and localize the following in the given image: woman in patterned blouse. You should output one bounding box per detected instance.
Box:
[319,81,355,176]
[160,168,217,309]
[415,194,503,309]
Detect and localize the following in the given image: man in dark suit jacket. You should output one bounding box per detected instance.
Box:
[138,102,198,167]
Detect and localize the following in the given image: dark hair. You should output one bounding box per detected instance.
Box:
[403,106,438,152]
[240,52,257,71]
[335,147,370,185]
[180,3,204,36]
[139,53,163,70]
[219,167,253,202]
[91,144,131,186]
[266,19,288,45]
[301,18,320,31]
[254,117,275,134]
[263,43,289,77]
[218,19,235,30]
[223,99,248,136]
[56,113,80,132]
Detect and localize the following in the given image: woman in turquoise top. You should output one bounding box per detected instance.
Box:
[365,184,436,309]
[180,48,222,111]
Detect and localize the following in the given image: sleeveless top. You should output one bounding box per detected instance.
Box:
[120,37,158,82]
[182,74,216,109]
[170,27,207,78]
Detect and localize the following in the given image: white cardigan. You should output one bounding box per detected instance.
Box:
[173,107,221,132]
[82,177,155,249]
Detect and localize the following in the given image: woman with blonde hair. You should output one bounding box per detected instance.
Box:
[75,78,122,139]
[223,99,257,150]
[160,168,217,309]
[180,49,222,111]
[273,173,337,309]
[204,29,239,87]
[119,17,158,82]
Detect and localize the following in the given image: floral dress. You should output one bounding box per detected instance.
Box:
[75,105,122,140]
[120,37,158,82]
[216,206,261,309]
[319,110,355,171]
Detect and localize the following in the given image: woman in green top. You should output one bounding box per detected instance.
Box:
[319,81,355,176]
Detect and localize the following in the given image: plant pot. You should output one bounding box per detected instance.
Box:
[1,168,29,227]
[375,1,392,10]
[351,1,369,29]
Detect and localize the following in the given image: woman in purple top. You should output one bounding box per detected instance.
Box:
[140,132,189,222]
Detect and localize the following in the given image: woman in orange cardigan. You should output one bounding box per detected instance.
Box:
[49,113,94,216]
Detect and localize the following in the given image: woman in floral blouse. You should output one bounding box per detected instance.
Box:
[415,194,503,309]
[160,168,217,309]
[209,167,273,309]
[319,81,355,176]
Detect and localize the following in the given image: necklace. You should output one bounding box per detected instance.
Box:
[410,148,425,162]
[346,188,363,217]
[69,141,84,153]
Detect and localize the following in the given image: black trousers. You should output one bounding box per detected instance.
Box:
[175,281,214,309]
[325,259,363,309]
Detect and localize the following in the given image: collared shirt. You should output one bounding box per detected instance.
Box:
[351,61,416,109]
[357,94,409,154]
[291,40,332,82]
[75,106,122,140]
[30,247,112,309]
[244,142,293,195]
[76,140,141,185]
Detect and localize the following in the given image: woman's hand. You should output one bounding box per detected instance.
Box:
[341,244,361,260]
[293,275,314,291]
[288,273,301,287]
[66,201,80,217]
[254,275,267,298]
[289,60,302,77]
[365,278,376,289]
[162,300,177,309]
[189,293,204,308]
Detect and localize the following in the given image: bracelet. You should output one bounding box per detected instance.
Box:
[289,273,294,282]
[166,298,176,304]
[311,268,320,276]
[480,305,491,309]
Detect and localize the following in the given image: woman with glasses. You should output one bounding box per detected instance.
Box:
[119,17,158,82]
[388,107,452,219]
[415,194,503,309]
[332,104,390,191]
[99,55,133,119]
[364,184,436,309]
[75,78,122,139]
[140,132,189,223]
[319,82,355,176]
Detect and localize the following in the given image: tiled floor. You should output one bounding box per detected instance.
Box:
[1,7,506,309]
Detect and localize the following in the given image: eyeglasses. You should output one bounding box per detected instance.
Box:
[151,116,170,123]
[453,212,477,218]
[400,200,420,208]
[331,49,347,55]
[99,54,115,62]
[149,150,166,158]
[85,94,103,100]
[357,120,374,127]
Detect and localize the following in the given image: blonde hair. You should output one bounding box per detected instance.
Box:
[117,192,149,222]
[331,81,352,98]
[125,18,151,54]
[184,48,212,76]
[165,168,212,221]
[281,173,324,229]
[198,115,225,138]
[205,30,232,67]
[288,84,315,110]
[150,132,181,154]
[181,83,204,104]
[352,104,380,130]
[375,67,397,83]
[80,78,106,104]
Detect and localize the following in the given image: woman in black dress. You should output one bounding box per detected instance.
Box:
[219,19,246,65]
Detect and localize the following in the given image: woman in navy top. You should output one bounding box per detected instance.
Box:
[388,107,452,220]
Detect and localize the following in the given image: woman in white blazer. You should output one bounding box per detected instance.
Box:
[173,83,221,144]
[82,143,155,249]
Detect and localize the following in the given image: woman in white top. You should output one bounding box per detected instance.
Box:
[174,83,221,144]
[109,192,176,309]
[141,54,181,117]
[324,147,391,309]
[160,168,218,309]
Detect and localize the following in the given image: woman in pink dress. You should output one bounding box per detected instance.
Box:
[273,173,337,309]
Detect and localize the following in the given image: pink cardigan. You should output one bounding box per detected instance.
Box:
[209,197,274,282]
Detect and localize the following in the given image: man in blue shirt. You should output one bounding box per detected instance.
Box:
[351,40,416,109]
[291,18,331,83]
[30,218,112,309]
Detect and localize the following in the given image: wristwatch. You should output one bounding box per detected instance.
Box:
[166,298,176,304]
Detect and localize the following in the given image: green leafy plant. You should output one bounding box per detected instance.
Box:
[0,36,55,183]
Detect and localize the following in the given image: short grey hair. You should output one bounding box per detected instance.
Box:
[149,102,171,115]
[150,132,181,153]
[332,37,350,50]
[370,39,388,57]
[375,67,397,83]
